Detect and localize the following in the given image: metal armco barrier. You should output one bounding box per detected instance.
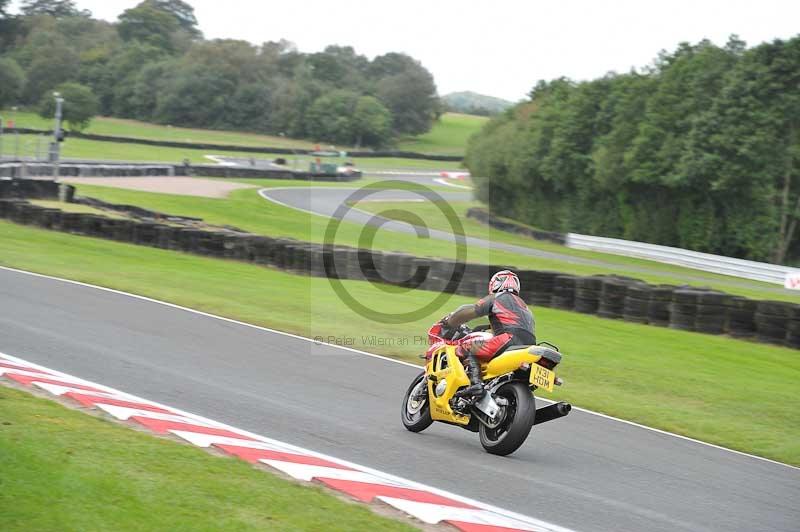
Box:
[0,162,361,181]
[0,162,174,178]
[567,233,799,286]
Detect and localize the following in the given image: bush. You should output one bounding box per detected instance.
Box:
[39,82,100,132]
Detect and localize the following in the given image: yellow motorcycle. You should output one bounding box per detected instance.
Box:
[401,323,571,456]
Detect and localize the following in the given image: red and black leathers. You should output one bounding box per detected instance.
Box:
[461,292,536,361]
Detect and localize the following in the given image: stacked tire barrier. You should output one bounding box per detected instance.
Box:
[648,286,675,327]
[2,194,798,349]
[622,283,651,324]
[727,297,758,339]
[670,289,702,331]
[694,292,732,335]
[755,301,794,345]
[786,308,800,349]
[465,207,566,245]
[0,178,70,200]
[551,275,577,310]
[574,277,603,314]
[597,278,629,320]
[519,270,559,307]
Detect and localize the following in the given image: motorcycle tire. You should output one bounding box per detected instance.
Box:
[479,381,536,456]
[401,372,433,433]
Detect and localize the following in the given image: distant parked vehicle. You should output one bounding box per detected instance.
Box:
[309,149,362,179]
[336,161,362,178]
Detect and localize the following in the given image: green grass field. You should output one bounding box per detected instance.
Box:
[66,183,793,302]
[3,109,482,156]
[0,385,414,532]
[396,113,488,155]
[1,220,798,465]
[3,109,319,149]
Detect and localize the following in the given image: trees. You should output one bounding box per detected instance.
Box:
[38,82,99,131]
[353,96,392,148]
[225,83,272,131]
[305,90,359,146]
[20,0,90,17]
[118,0,201,53]
[307,46,368,90]
[117,4,180,52]
[0,1,12,50]
[112,57,172,119]
[23,44,80,104]
[0,58,25,109]
[372,52,440,136]
[465,36,800,264]
[5,5,441,149]
[6,14,116,104]
[107,41,168,117]
[683,37,800,262]
[143,0,201,38]
[154,65,236,127]
[304,91,393,148]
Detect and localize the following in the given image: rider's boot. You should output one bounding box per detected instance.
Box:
[463,352,485,398]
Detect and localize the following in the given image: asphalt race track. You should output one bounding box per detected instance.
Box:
[2,267,798,532]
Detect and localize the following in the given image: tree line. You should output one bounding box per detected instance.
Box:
[0,0,441,147]
[466,36,800,265]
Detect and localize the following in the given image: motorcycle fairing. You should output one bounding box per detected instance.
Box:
[426,345,471,425]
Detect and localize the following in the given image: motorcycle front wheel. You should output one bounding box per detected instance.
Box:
[479,381,536,456]
[401,372,433,432]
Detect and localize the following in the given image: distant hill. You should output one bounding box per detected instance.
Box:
[442,91,514,116]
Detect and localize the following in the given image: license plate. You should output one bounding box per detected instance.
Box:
[530,365,555,392]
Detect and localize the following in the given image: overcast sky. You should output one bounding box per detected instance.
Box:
[10,0,800,101]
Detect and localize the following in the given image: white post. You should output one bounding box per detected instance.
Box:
[52,92,64,180]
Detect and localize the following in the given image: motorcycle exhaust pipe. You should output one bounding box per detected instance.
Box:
[533,401,572,426]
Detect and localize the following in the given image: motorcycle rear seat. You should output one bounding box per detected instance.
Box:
[527,345,562,364]
[504,345,532,353]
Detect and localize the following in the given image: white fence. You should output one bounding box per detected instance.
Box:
[566,233,800,287]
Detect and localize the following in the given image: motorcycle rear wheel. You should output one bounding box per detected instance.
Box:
[479,381,536,456]
[401,372,433,432]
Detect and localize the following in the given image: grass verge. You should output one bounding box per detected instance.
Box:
[70,183,793,301]
[395,113,488,155]
[4,110,479,156]
[1,220,798,466]
[0,385,415,532]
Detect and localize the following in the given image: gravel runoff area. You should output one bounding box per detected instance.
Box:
[59,177,257,198]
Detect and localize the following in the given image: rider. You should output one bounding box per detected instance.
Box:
[440,270,536,398]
